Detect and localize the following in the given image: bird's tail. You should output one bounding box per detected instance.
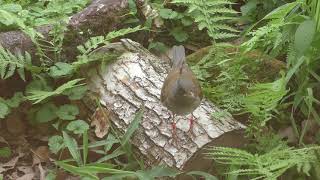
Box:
[171,45,186,70]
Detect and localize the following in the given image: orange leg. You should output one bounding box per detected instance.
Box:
[188,113,196,136]
[171,114,176,134]
[171,114,178,144]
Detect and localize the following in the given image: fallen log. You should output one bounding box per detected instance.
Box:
[85,39,246,173]
[0,0,129,61]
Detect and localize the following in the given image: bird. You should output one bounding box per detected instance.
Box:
[160,45,203,141]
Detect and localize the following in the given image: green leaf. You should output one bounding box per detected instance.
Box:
[103,134,119,152]
[104,174,135,180]
[48,135,65,154]
[148,42,168,53]
[56,104,79,120]
[240,0,257,16]
[186,171,218,180]
[263,1,301,20]
[96,148,126,163]
[136,166,180,179]
[170,27,188,42]
[105,26,143,41]
[294,20,316,54]
[0,47,33,80]
[83,130,88,165]
[45,172,56,180]
[63,131,82,165]
[48,62,74,78]
[27,78,85,104]
[159,8,179,19]
[35,103,58,123]
[55,79,85,93]
[62,85,88,100]
[5,92,24,108]
[2,4,22,13]
[25,79,52,94]
[0,10,15,26]
[77,163,125,174]
[0,101,10,119]
[0,147,11,158]
[56,161,98,179]
[121,108,144,145]
[181,16,193,26]
[128,0,137,14]
[67,120,89,134]
[285,56,305,84]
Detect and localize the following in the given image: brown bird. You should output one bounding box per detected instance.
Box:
[161,45,203,139]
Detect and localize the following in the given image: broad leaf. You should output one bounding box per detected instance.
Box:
[148,42,168,53]
[49,62,74,78]
[170,27,188,42]
[159,8,179,19]
[1,4,22,13]
[294,20,316,54]
[62,85,88,100]
[240,0,257,16]
[35,103,58,123]
[25,79,52,94]
[56,104,79,120]
[66,120,89,134]
[63,131,82,165]
[0,101,10,119]
[48,135,65,154]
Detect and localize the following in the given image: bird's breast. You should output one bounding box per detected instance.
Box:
[165,93,201,115]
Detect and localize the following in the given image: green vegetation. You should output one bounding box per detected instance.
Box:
[0,0,320,179]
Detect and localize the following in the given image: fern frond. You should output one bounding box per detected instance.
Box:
[207,146,320,179]
[211,16,238,22]
[243,77,288,124]
[0,47,32,81]
[210,24,240,32]
[173,0,239,40]
[212,32,238,40]
[173,0,234,6]
[105,25,143,41]
[286,43,296,67]
[206,1,236,6]
[77,26,143,56]
[26,78,85,104]
[207,8,238,14]
[77,36,105,55]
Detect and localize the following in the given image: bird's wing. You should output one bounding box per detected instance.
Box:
[181,67,203,100]
[160,69,180,104]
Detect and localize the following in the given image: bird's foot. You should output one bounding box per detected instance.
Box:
[170,122,178,145]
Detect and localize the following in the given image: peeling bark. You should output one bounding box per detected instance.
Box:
[85,39,246,171]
